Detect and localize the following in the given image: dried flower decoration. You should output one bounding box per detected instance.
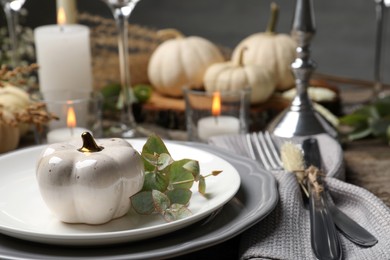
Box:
[15,102,59,132]
[0,63,39,88]
[281,142,326,197]
[0,106,18,127]
[306,165,324,194]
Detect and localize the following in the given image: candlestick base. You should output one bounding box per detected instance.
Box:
[267,104,336,138]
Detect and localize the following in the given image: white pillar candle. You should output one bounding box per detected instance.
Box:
[47,127,89,144]
[34,24,93,93]
[197,116,240,142]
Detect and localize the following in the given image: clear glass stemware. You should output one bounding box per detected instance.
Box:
[372,0,389,99]
[1,0,26,67]
[101,0,140,138]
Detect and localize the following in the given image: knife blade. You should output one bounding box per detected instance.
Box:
[302,138,378,247]
[303,138,342,260]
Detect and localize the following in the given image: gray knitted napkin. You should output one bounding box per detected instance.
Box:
[209,133,390,260]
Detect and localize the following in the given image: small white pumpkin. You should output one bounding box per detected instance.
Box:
[0,84,30,111]
[204,48,276,104]
[36,132,144,225]
[0,85,31,135]
[148,29,225,97]
[0,108,20,154]
[231,3,296,91]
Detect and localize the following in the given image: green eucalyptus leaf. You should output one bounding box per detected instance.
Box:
[182,160,200,181]
[169,159,194,190]
[212,170,223,176]
[357,105,380,119]
[157,153,173,171]
[143,171,168,191]
[166,189,192,205]
[163,204,192,222]
[347,127,372,141]
[131,191,155,215]
[142,153,158,166]
[142,134,170,156]
[370,116,390,138]
[198,175,206,195]
[152,190,170,213]
[368,106,381,120]
[339,113,369,128]
[374,97,390,117]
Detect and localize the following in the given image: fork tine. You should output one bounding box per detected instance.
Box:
[246,131,284,171]
[246,133,272,170]
[252,133,273,170]
[257,132,281,170]
[263,131,283,168]
[246,133,257,161]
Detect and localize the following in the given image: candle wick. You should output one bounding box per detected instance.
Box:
[60,25,64,32]
[70,126,74,136]
[214,116,219,125]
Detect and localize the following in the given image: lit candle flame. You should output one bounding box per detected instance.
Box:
[67,106,77,129]
[57,7,66,25]
[212,92,221,117]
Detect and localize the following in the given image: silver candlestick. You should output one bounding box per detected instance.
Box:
[267,0,336,138]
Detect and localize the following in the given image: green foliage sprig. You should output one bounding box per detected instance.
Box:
[131,135,222,222]
[338,96,390,142]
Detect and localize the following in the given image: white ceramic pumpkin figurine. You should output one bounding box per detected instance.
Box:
[204,47,276,104]
[148,29,225,97]
[231,3,296,91]
[0,107,20,154]
[36,132,145,225]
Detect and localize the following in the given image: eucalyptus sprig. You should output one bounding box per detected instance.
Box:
[338,96,390,142]
[130,135,222,222]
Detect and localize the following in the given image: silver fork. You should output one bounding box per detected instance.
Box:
[246,131,378,248]
[246,131,283,171]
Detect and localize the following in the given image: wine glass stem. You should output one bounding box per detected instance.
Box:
[111,5,136,130]
[373,0,385,99]
[3,4,20,67]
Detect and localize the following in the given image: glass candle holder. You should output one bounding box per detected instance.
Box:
[184,88,250,142]
[33,90,103,144]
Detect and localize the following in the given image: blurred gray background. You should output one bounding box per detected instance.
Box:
[5,0,390,84]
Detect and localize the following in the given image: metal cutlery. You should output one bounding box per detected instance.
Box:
[327,200,378,247]
[246,132,378,249]
[302,138,342,260]
[302,138,378,248]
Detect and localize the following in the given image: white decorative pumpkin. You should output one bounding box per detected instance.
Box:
[36,132,144,224]
[148,29,225,97]
[0,109,20,154]
[0,85,31,135]
[204,47,276,104]
[231,3,296,91]
[0,85,30,110]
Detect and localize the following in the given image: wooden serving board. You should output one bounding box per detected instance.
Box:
[139,91,290,131]
[138,79,341,131]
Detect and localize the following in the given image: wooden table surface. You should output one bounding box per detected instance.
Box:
[337,80,390,207]
[344,139,390,207]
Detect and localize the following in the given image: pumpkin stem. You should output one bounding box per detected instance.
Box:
[157,28,185,39]
[235,47,248,67]
[78,132,104,153]
[265,2,279,34]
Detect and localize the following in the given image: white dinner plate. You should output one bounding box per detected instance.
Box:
[0,139,241,246]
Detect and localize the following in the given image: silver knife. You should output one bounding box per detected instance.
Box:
[303,138,342,260]
[302,138,378,248]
